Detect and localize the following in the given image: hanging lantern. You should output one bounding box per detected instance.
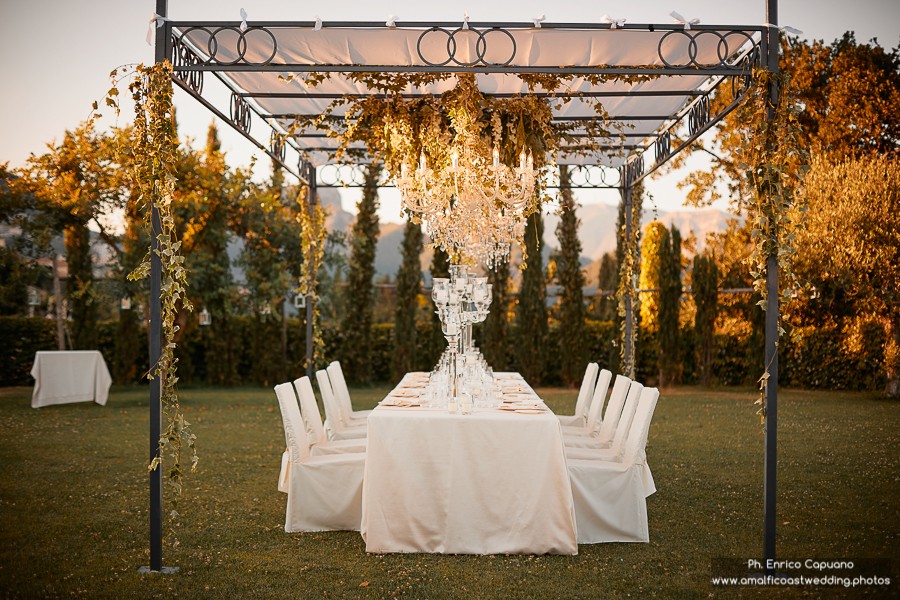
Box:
[199,308,212,326]
[293,294,306,309]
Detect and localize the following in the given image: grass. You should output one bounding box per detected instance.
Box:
[0,382,897,599]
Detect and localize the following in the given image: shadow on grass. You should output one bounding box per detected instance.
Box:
[0,384,897,599]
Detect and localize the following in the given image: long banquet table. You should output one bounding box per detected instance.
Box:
[360,372,577,555]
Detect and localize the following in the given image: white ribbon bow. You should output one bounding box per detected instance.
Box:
[240,8,248,32]
[670,11,700,30]
[386,14,398,28]
[601,14,626,29]
[146,13,170,46]
[463,11,470,30]
[763,23,803,35]
[313,15,322,31]
[532,14,546,28]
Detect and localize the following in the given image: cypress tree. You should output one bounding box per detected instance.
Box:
[613,182,643,375]
[426,246,451,368]
[515,210,548,384]
[554,166,589,387]
[592,252,618,321]
[393,218,423,381]
[482,260,511,370]
[693,251,719,386]
[339,164,381,384]
[657,224,682,387]
[65,222,96,349]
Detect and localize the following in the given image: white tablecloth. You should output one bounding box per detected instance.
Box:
[361,377,577,555]
[30,351,112,409]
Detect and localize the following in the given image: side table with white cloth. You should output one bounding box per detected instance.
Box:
[360,373,578,555]
[30,350,112,409]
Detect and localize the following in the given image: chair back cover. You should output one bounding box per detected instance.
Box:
[274,383,311,464]
[594,375,631,443]
[572,363,599,420]
[315,369,346,434]
[293,376,328,447]
[327,361,355,424]
[607,382,644,459]
[624,387,660,465]
[584,369,612,432]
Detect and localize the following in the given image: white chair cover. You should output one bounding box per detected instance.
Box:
[556,362,599,427]
[566,386,659,475]
[567,387,660,543]
[560,369,612,436]
[565,380,642,450]
[293,377,366,456]
[315,370,366,441]
[594,375,633,444]
[273,383,366,532]
[327,361,373,421]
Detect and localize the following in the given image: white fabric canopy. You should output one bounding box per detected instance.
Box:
[176,25,758,167]
[30,351,112,409]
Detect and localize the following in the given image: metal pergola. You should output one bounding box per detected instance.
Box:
[147,0,783,577]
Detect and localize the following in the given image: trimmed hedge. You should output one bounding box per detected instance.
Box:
[0,316,887,391]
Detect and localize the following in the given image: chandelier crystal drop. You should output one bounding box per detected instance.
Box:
[396,139,538,268]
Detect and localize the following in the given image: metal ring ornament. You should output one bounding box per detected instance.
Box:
[731,51,757,99]
[270,133,286,162]
[657,29,757,70]
[171,35,204,94]
[416,26,516,67]
[654,130,672,165]
[230,93,251,133]
[688,96,710,136]
[621,156,644,187]
[317,164,369,187]
[179,26,278,66]
[565,165,621,188]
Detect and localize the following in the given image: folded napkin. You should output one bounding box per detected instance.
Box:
[380,398,421,407]
[390,389,421,397]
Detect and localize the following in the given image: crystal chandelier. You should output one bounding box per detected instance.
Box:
[396,139,538,268]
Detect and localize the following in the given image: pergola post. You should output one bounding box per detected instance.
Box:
[622,178,635,377]
[305,161,317,380]
[763,0,780,574]
[148,0,168,574]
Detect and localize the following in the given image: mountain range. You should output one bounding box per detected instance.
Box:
[320,188,739,279]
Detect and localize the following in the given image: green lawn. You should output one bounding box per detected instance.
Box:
[0,383,897,599]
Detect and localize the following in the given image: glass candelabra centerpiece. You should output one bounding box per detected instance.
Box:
[432,265,494,409]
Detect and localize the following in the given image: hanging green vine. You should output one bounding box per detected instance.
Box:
[296,195,329,369]
[96,61,197,521]
[736,67,809,424]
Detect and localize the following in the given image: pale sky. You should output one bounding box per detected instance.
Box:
[2,1,898,223]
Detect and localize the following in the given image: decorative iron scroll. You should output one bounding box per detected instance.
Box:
[732,51,758,98]
[559,165,622,189]
[177,27,278,67]
[416,27,516,67]
[621,156,645,188]
[230,92,251,133]
[688,96,710,136]
[657,29,757,70]
[654,130,672,165]
[270,132,286,162]
[171,35,204,94]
